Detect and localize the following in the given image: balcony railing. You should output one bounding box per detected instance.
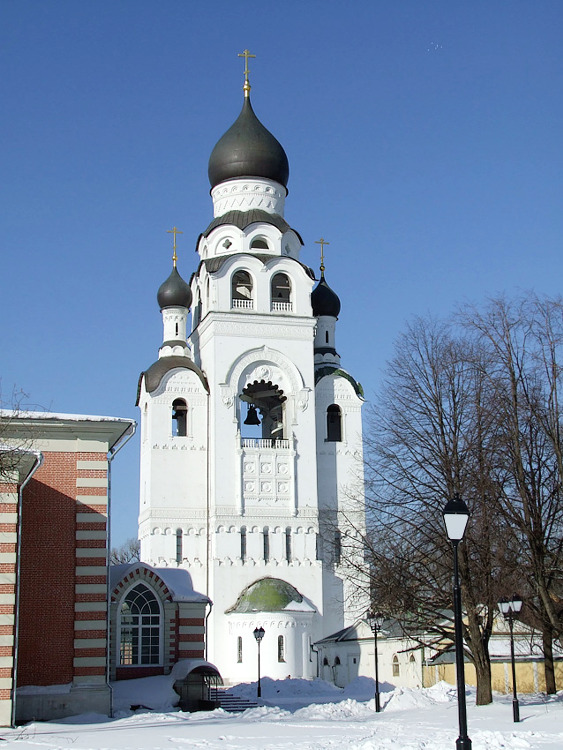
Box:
[271,301,293,312]
[232,299,254,309]
[241,438,291,450]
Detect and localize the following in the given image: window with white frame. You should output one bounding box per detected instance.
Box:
[119,583,162,665]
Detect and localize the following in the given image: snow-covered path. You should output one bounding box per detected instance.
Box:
[2,677,562,750]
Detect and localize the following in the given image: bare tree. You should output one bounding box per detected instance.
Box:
[110,537,140,565]
[357,316,519,705]
[0,386,40,480]
[462,294,563,693]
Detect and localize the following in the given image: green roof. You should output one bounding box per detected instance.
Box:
[226,577,304,614]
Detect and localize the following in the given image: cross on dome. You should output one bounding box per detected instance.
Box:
[238,48,256,97]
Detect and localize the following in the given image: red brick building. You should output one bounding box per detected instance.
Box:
[0,411,135,724]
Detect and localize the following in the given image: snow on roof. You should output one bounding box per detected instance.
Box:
[110,563,210,603]
[0,409,135,425]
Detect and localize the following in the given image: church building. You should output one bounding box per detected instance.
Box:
[136,57,367,685]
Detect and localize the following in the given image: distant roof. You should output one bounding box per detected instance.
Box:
[314,616,404,646]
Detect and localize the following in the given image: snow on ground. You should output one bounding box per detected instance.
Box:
[1,676,562,750]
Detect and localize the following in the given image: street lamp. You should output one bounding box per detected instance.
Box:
[253,626,265,698]
[443,493,472,750]
[498,595,523,722]
[366,610,385,712]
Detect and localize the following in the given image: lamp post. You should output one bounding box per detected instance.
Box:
[498,595,523,722]
[253,626,265,698]
[366,610,385,712]
[443,493,472,750]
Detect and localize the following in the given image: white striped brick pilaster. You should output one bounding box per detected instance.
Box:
[0,480,19,726]
[73,456,108,684]
[177,605,205,660]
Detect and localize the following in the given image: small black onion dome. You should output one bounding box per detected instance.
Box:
[208,96,289,189]
[311,274,341,318]
[157,267,192,310]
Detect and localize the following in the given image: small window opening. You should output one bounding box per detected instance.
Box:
[240,527,247,562]
[334,530,342,566]
[176,528,183,563]
[271,273,291,311]
[325,330,329,344]
[175,322,179,336]
[250,237,269,250]
[172,399,188,436]
[392,655,400,677]
[278,635,285,662]
[316,534,322,561]
[285,527,292,562]
[323,657,329,666]
[327,404,342,442]
[334,656,341,666]
[263,527,270,563]
[232,270,253,309]
[237,636,243,663]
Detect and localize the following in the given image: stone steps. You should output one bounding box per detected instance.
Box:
[209,688,259,713]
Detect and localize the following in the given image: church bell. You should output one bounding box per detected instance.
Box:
[244,404,261,426]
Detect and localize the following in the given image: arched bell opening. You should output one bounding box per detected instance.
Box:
[240,379,287,441]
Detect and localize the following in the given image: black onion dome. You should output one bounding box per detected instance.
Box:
[311,274,341,318]
[208,96,289,189]
[157,267,192,310]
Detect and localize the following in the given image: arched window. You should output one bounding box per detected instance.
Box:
[323,657,329,666]
[232,270,253,309]
[285,527,292,562]
[278,635,285,662]
[250,237,269,250]
[327,404,342,442]
[392,654,400,677]
[240,526,247,562]
[172,399,187,437]
[237,636,243,663]
[271,273,292,311]
[334,656,341,666]
[119,583,161,666]
[263,527,270,563]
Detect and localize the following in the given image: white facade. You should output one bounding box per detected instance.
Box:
[137,88,367,684]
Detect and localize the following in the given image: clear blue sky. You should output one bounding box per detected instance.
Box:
[2,1,562,546]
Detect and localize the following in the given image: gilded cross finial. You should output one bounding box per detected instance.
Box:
[315,237,330,275]
[238,48,256,97]
[167,226,183,268]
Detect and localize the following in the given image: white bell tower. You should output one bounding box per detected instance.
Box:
[137,56,367,685]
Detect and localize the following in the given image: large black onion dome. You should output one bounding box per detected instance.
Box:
[157,267,192,310]
[208,96,289,189]
[311,274,341,318]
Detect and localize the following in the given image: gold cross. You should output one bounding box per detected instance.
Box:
[167,226,183,267]
[238,49,256,96]
[315,238,330,274]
